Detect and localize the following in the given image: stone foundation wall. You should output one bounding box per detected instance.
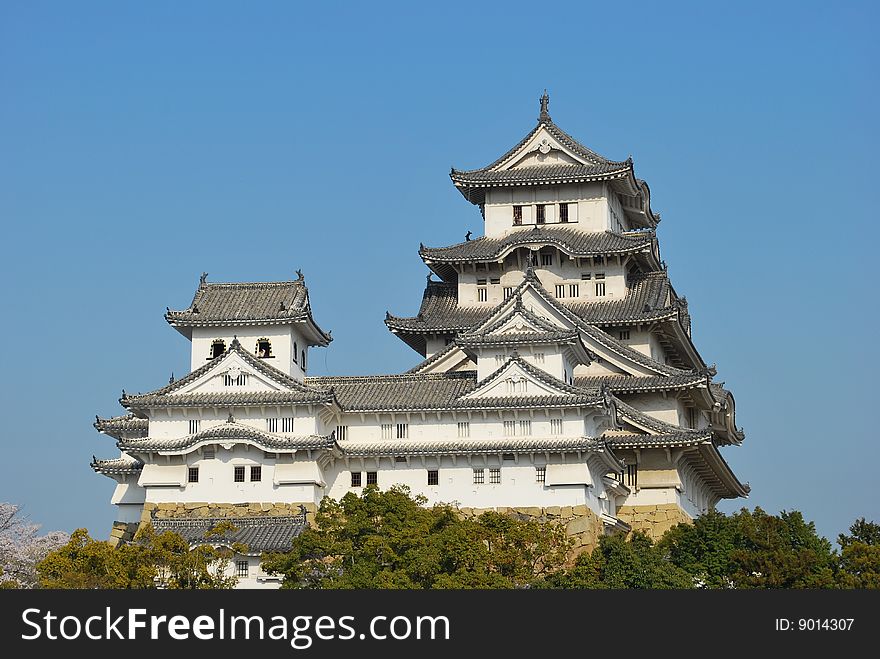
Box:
[458,505,605,558]
[108,521,139,548]
[616,504,692,541]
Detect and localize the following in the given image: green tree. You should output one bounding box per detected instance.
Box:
[661,507,837,589]
[542,531,692,589]
[837,518,880,589]
[262,486,572,589]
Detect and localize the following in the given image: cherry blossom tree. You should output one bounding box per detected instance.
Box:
[0,503,68,588]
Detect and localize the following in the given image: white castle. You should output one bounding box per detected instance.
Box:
[93,94,747,587]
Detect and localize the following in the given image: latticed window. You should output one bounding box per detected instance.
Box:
[519,420,532,436]
[427,470,439,486]
[267,418,278,433]
[396,423,408,439]
[555,284,565,298]
[490,277,500,285]
[504,287,513,299]
[536,466,546,483]
[236,561,249,578]
[458,422,470,438]
[234,466,245,483]
[478,287,488,302]
[513,205,523,225]
[351,471,362,487]
[336,425,348,440]
[626,464,638,488]
[550,419,563,435]
[581,273,591,280]
[250,466,261,482]
[282,417,294,432]
[188,419,200,434]
[536,204,546,224]
[619,330,630,341]
[569,284,579,297]
[473,468,484,485]
[541,253,552,266]
[534,353,545,364]
[559,203,569,223]
[595,281,606,297]
[188,467,199,483]
[504,420,516,435]
[366,471,377,486]
[489,468,501,484]
[381,424,393,439]
[224,373,248,386]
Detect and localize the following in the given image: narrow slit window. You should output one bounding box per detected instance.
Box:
[293,342,298,363]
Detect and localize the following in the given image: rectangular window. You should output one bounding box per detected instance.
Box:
[267,418,278,433]
[366,471,377,486]
[396,423,408,439]
[281,417,294,433]
[595,282,606,296]
[236,561,249,578]
[519,420,532,436]
[336,425,348,441]
[490,277,500,285]
[595,272,605,279]
[513,205,522,225]
[473,468,484,485]
[559,203,569,223]
[478,287,488,302]
[502,453,515,461]
[534,353,544,364]
[188,466,199,483]
[581,273,591,280]
[202,446,215,460]
[427,470,439,486]
[351,471,362,487]
[619,330,630,341]
[381,424,393,439]
[626,464,638,489]
[540,253,552,266]
[250,466,261,482]
[503,286,513,300]
[489,468,501,484]
[569,284,579,297]
[458,421,470,438]
[536,204,546,224]
[555,284,565,298]
[477,278,487,285]
[536,466,546,484]
[504,420,516,435]
[234,466,245,483]
[188,419,200,434]
[550,419,563,435]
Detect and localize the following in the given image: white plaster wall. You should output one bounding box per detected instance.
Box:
[483,183,607,237]
[625,394,689,427]
[146,408,320,440]
[191,325,309,378]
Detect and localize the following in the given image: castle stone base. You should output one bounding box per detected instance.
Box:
[616,504,692,541]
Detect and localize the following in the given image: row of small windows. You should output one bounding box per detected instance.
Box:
[186,465,261,483]
[512,203,575,226]
[348,467,548,488]
[208,338,306,371]
[481,272,605,303]
[380,423,409,439]
[267,417,296,433]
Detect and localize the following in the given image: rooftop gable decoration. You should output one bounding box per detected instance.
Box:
[449,92,657,227]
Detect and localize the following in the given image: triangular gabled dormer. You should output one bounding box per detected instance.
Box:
[459,353,598,404]
[120,338,335,414]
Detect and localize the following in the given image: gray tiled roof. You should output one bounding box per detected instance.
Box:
[448,110,657,226]
[575,373,707,393]
[94,414,149,440]
[306,371,477,412]
[604,431,712,449]
[613,398,698,436]
[119,422,334,453]
[90,455,144,475]
[456,329,581,349]
[165,275,331,344]
[121,339,334,410]
[420,228,657,281]
[339,436,605,457]
[386,271,679,349]
[151,513,308,553]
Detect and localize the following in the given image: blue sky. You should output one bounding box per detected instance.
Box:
[1,1,876,542]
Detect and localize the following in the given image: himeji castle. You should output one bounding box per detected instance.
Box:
[92,94,747,587]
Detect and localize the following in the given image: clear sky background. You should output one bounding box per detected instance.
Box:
[1,1,877,543]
